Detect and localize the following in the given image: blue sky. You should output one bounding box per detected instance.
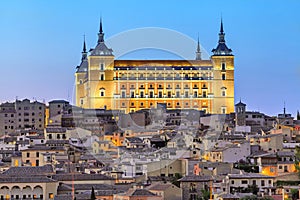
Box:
[0,0,299,116]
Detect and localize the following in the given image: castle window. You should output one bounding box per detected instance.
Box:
[194,91,198,98]
[222,91,226,96]
[149,91,154,98]
[203,91,207,98]
[121,91,126,98]
[140,91,144,98]
[100,74,104,80]
[176,91,180,98]
[122,102,125,107]
[185,91,189,98]
[140,102,144,107]
[221,87,227,97]
[100,88,105,97]
[158,91,163,98]
[100,63,104,70]
[222,74,226,80]
[221,107,227,114]
[79,79,83,84]
[130,91,135,98]
[131,102,134,106]
[167,91,172,98]
[221,63,226,70]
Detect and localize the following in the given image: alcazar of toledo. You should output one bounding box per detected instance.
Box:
[75,19,234,114]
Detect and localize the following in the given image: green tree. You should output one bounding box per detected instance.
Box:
[291,188,299,200]
[91,186,96,200]
[295,146,300,178]
[200,189,210,200]
[171,173,182,187]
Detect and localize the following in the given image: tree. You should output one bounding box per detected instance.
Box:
[297,110,300,120]
[200,189,210,200]
[91,186,96,200]
[291,188,299,200]
[294,146,300,178]
[171,173,182,187]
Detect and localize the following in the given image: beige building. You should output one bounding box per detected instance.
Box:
[75,19,234,114]
[0,165,58,200]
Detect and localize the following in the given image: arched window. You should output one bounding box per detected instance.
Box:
[100,88,105,97]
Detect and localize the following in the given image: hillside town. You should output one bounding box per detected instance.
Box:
[0,98,300,200]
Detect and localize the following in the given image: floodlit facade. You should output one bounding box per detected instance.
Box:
[75,19,234,114]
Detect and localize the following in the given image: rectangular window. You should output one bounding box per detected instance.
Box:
[36,152,39,157]
[100,63,104,70]
[49,193,54,199]
[194,91,198,98]
[121,91,126,98]
[100,74,104,80]
[221,63,226,70]
[203,91,207,98]
[158,91,163,98]
[149,91,154,98]
[241,180,248,184]
[185,91,189,98]
[131,91,135,98]
[140,91,144,98]
[27,152,30,157]
[167,91,172,98]
[261,180,265,186]
[176,91,180,98]
[222,74,226,80]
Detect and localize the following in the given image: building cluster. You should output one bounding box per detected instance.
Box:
[0,97,300,200]
[1,19,300,200]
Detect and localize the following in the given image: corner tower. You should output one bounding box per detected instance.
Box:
[75,36,88,107]
[211,18,234,114]
[87,18,115,109]
[75,18,115,109]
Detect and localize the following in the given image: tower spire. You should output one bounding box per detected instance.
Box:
[218,18,225,44]
[81,35,87,61]
[98,17,104,43]
[99,17,103,34]
[284,101,286,115]
[195,34,201,60]
[212,17,232,55]
[83,34,86,53]
[220,17,224,33]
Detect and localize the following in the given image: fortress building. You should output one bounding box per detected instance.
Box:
[75,19,234,114]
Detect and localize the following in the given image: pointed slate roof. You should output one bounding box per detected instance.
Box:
[76,37,89,73]
[90,18,113,56]
[212,18,233,56]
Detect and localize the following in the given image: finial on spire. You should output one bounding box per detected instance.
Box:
[83,34,86,53]
[99,17,103,34]
[98,17,104,43]
[220,17,224,33]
